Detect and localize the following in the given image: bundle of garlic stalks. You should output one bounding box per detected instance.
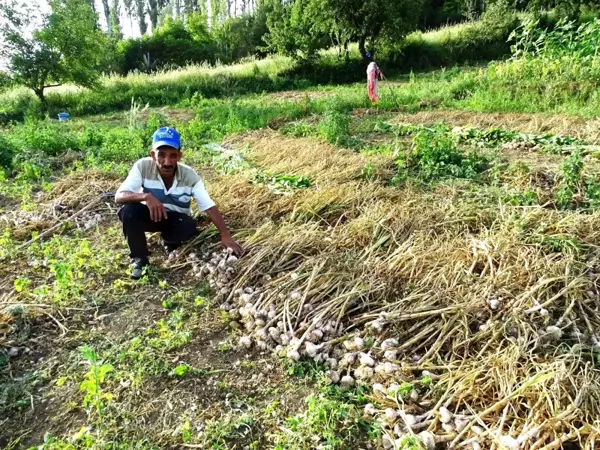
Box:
[193,131,600,449]
[0,171,119,241]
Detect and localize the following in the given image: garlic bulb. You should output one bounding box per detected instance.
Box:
[499,435,520,450]
[381,338,399,350]
[384,362,399,375]
[418,431,435,450]
[373,383,386,395]
[368,318,386,333]
[455,417,469,432]
[355,366,374,380]
[439,406,453,424]
[384,408,399,423]
[304,342,320,358]
[239,336,252,348]
[384,350,398,361]
[354,336,365,350]
[359,352,375,367]
[471,425,484,435]
[287,349,300,362]
[545,325,562,341]
[488,298,500,310]
[382,435,394,450]
[442,423,455,433]
[364,403,376,415]
[409,389,419,402]
[341,352,356,366]
[340,375,355,388]
[325,370,340,384]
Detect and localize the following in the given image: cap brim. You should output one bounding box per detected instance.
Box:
[152,140,180,150]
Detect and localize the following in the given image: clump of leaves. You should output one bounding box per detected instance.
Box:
[553,151,600,210]
[79,345,114,419]
[280,121,317,138]
[318,110,350,146]
[252,172,311,195]
[270,394,372,449]
[401,128,489,182]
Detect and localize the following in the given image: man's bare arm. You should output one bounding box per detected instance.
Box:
[205,206,242,255]
[115,191,149,204]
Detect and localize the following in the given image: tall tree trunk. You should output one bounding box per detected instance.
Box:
[100,0,111,32]
[110,0,122,37]
[358,35,368,62]
[33,88,48,117]
[147,0,158,29]
[135,0,148,34]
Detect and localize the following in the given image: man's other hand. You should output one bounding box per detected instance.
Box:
[145,193,168,222]
[221,234,243,256]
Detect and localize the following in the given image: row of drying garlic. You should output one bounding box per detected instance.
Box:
[189,250,544,450]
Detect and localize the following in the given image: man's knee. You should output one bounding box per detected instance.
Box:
[118,203,146,224]
[163,214,198,243]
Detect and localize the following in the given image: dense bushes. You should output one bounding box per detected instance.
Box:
[385,3,520,70]
[118,17,217,74]
[114,12,270,75]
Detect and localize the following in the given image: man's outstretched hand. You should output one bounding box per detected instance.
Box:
[146,193,168,222]
[221,234,243,256]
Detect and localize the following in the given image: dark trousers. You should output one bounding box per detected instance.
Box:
[118,203,198,259]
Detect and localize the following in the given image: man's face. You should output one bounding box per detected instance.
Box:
[151,146,182,177]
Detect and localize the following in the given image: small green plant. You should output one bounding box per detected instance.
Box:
[284,359,327,378]
[79,345,114,419]
[555,151,584,209]
[280,121,317,138]
[13,276,31,293]
[397,434,426,450]
[252,172,311,195]
[270,394,371,449]
[403,128,489,182]
[361,162,376,180]
[318,110,350,146]
[171,364,192,377]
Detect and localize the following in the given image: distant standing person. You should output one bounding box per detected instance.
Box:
[115,127,242,279]
[367,61,385,103]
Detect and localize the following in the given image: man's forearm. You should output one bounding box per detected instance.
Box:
[115,191,149,205]
[205,206,231,237]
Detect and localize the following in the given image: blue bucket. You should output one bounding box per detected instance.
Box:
[58,112,70,121]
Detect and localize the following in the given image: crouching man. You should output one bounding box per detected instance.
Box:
[115,126,242,279]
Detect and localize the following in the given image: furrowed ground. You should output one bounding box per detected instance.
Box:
[3,21,600,449]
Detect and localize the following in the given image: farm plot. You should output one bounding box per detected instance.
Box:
[2,111,600,449]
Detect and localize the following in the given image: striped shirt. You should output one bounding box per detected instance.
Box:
[116,157,215,215]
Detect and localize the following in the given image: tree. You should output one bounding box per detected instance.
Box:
[324,0,423,60]
[110,0,123,37]
[264,0,331,61]
[100,0,112,31]
[134,0,148,34]
[0,0,105,113]
[148,0,170,30]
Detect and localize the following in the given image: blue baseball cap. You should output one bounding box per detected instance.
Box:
[152,127,181,150]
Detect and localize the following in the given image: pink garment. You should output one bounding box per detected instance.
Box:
[367,62,383,103]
